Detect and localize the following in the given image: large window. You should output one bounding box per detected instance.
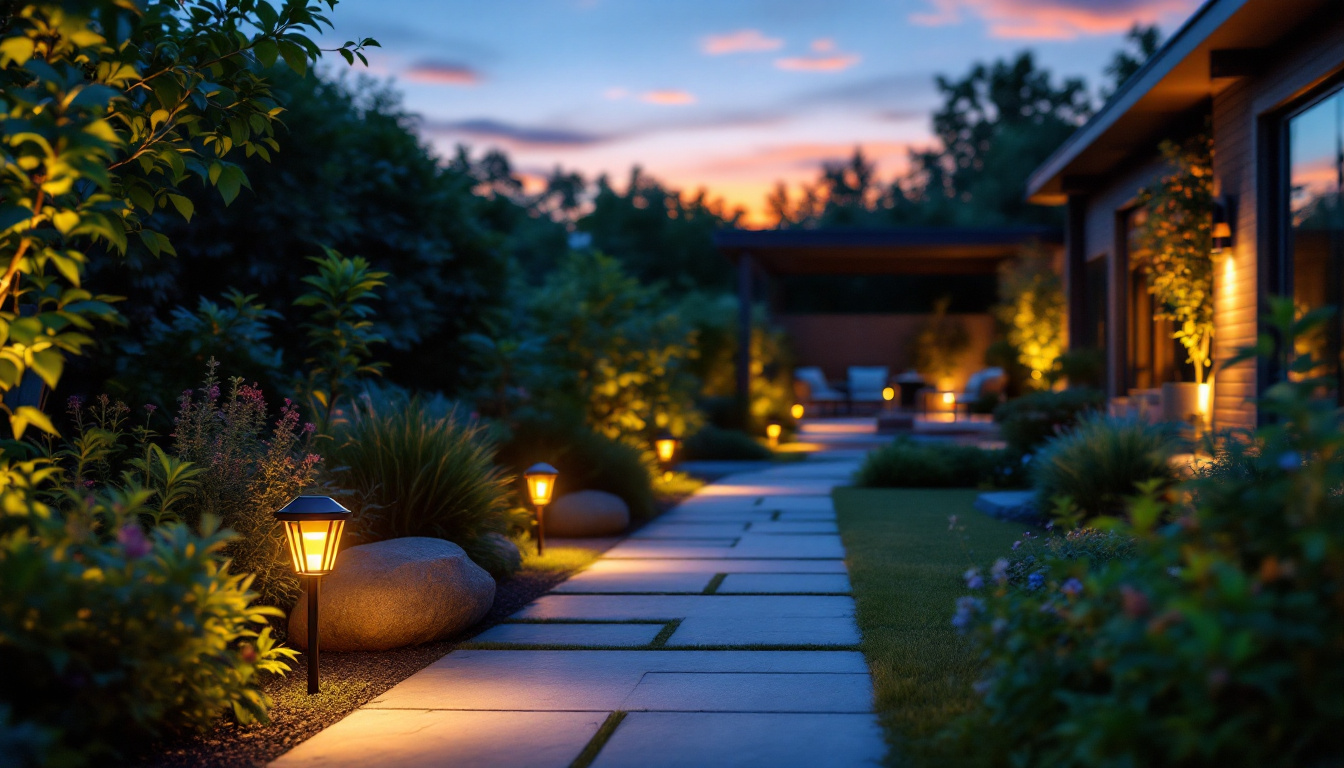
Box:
[1286,86,1344,396]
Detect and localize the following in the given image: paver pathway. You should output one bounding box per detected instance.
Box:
[272,450,882,767]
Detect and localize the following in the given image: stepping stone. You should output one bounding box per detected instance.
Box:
[571,558,848,576]
[553,572,715,594]
[746,521,838,534]
[471,622,664,646]
[633,523,749,539]
[666,617,860,646]
[622,672,873,712]
[757,497,836,511]
[515,594,854,621]
[717,573,851,594]
[590,712,884,768]
[602,542,739,559]
[731,534,846,559]
[776,510,838,522]
[366,650,869,711]
[270,709,604,768]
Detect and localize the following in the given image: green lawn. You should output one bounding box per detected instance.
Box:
[834,488,1022,767]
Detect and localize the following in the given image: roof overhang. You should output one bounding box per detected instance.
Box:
[1027,0,1339,205]
[713,227,1060,275]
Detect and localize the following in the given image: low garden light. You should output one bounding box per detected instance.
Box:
[766,421,782,448]
[882,386,895,402]
[790,403,804,419]
[654,430,680,480]
[524,462,559,556]
[275,495,351,695]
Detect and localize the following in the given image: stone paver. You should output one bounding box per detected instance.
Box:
[471,622,665,647]
[590,712,883,768]
[718,573,851,593]
[271,442,883,767]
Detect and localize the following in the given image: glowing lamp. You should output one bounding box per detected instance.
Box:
[942,392,955,406]
[766,421,782,448]
[523,463,559,555]
[790,403,804,420]
[654,430,679,465]
[1197,382,1211,424]
[275,496,351,695]
[882,386,895,402]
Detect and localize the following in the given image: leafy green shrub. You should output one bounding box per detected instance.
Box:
[172,363,322,610]
[995,387,1105,454]
[328,398,516,574]
[1031,413,1176,521]
[497,415,656,520]
[956,299,1344,767]
[998,528,1136,588]
[682,426,773,461]
[855,440,1024,488]
[0,469,296,767]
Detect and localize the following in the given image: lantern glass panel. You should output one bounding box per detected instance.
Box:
[655,438,677,463]
[528,475,554,506]
[283,519,345,575]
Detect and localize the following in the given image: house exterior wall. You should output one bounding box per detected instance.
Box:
[1062,10,1344,429]
[1211,13,1344,430]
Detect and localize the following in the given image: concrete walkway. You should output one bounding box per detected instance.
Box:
[272,450,881,767]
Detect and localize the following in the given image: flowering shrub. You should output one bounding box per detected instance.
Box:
[0,464,296,766]
[955,300,1344,767]
[172,362,322,609]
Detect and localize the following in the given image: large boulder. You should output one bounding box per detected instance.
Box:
[288,537,495,652]
[546,490,630,537]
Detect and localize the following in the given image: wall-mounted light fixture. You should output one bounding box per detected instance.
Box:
[1212,195,1236,254]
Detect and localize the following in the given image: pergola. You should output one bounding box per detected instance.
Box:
[712,226,1062,409]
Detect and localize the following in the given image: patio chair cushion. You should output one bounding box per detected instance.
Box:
[794,367,844,401]
[848,366,889,402]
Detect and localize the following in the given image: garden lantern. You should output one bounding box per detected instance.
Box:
[882,386,895,402]
[523,462,559,556]
[654,430,679,480]
[766,421,782,448]
[275,495,351,695]
[791,403,804,419]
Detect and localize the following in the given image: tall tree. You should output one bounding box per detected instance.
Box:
[1103,24,1164,99]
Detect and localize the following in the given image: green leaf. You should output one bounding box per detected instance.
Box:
[11,406,56,439]
[278,40,308,77]
[216,165,248,206]
[254,38,279,68]
[29,349,63,388]
[168,194,194,222]
[0,36,35,66]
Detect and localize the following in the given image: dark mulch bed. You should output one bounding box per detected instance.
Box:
[138,568,575,768]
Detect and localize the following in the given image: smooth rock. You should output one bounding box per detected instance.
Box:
[546,490,630,537]
[289,537,494,652]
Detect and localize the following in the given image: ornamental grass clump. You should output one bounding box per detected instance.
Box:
[1030,413,1177,522]
[329,398,516,573]
[855,439,1024,489]
[954,298,1344,767]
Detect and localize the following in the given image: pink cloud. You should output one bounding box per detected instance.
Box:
[642,90,696,105]
[703,141,920,175]
[911,0,1198,39]
[775,53,861,72]
[403,60,481,85]
[811,38,836,52]
[702,29,784,55]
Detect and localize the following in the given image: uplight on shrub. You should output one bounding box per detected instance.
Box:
[524,463,559,555]
[275,495,352,695]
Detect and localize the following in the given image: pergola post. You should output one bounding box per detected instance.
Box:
[736,251,753,428]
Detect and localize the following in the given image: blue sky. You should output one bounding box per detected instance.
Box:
[321,0,1202,223]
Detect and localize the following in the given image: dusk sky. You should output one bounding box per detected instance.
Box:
[321,0,1203,225]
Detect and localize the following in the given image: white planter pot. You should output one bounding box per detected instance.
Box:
[1161,381,1200,424]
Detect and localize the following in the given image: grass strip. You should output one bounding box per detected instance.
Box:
[648,619,683,647]
[702,573,727,594]
[569,711,627,768]
[834,488,1021,768]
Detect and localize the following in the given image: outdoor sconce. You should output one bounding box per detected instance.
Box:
[766,421,782,448]
[654,430,679,479]
[1212,196,1235,254]
[1197,381,1212,427]
[791,403,804,420]
[523,463,559,556]
[275,495,352,695]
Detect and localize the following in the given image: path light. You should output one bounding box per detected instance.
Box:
[882,386,895,402]
[654,430,680,480]
[766,421,782,448]
[523,463,559,556]
[275,495,351,695]
[790,403,804,420]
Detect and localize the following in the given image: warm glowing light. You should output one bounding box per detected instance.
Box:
[524,463,560,506]
[882,386,895,401]
[790,403,804,419]
[1031,370,1043,380]
[1197,382,1211,418]
[766,423,782,439]
[655,438,677,463]
[275,496,351,576]
[942,392,955,405]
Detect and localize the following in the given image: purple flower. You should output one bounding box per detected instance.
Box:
[1061,578,1084,597]
[1012,540,1022,551]
[1045,521,1054,531]
[990,558,1009,584]
[963,567,984,590]
[951,596,984,632]
[206,384,220,400]
[1278,451,1301,471]
[66,395,83,412]
[303,422,317,434]
[117,524,151,560]
[1028,572,1045,590]
[143,404,157,414]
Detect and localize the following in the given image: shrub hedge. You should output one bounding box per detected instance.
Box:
[994,387,1105,454]
[855,440,1025,489]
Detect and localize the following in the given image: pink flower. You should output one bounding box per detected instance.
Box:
[303,422,316,434]
[117,524,151,560]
